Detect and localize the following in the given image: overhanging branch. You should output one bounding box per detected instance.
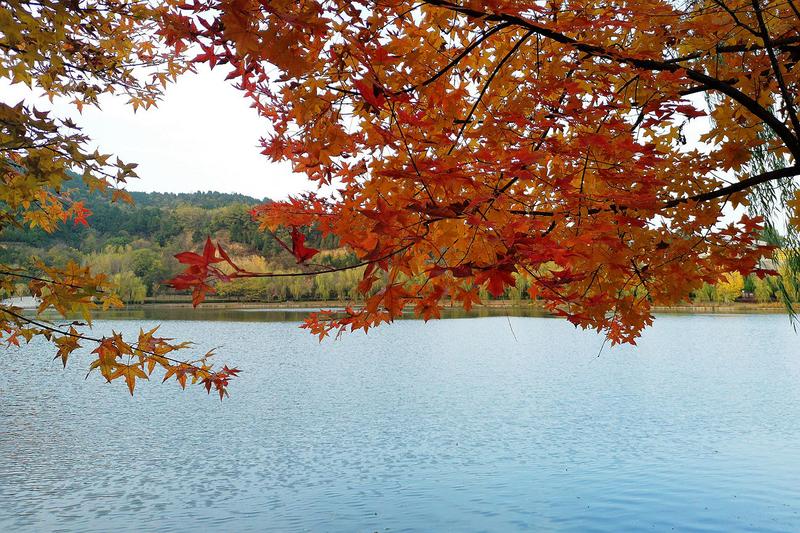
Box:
[509,165,800,217]
[421,0,800,159]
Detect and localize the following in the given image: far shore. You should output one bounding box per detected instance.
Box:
[9,295,788,315]
[118,298,789,314]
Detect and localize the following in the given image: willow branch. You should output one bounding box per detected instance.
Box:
[751,0,800,135]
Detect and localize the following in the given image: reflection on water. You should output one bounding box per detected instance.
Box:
[1,313,799,532]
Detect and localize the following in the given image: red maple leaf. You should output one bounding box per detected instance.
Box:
[353,79,386,109]
[290,227,319,263]
[477,267,517,298]
[71,201,92,227]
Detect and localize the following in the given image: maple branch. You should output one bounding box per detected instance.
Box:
[509,165,800,216]
[448,28,533,154]
[487,62,587,206]
[234,224,432,279]
[713,0,760,37]
[788,0,800,20]
[398,21,512,94]
[0,307,209,371]
[421,0,800,159]
[665,35,800,63]
[387,98,437,205]
[663,165,800,207]
[0,269,98,291]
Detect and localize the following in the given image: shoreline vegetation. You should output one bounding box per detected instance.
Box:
[114,299,790,314]
[6,293,789,316]
[3,182,798,316]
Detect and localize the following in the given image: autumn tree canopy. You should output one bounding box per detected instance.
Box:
[165,0,800,343]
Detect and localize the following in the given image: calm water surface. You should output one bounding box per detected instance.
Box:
[1,312,799,532]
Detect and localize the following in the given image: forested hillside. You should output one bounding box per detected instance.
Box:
[2,177,269,252]
[0,178,354,303]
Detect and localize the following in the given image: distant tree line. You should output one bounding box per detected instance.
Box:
[2,179,798,305]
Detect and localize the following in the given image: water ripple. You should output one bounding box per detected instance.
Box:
[1,314,799,531]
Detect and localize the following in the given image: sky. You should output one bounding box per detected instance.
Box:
[5,67,316,201]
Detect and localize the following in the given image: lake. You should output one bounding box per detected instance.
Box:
[1,311,799,532]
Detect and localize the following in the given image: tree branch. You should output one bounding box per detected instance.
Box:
[398,21,512,94]
[0,269,98,291]
[0,307,208,371]
[447,28,534,154]
[421,0,800,159]
[663,165,800,207]
[509,165,800,216]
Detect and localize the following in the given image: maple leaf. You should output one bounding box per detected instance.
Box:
[457,286,482,312]
[54,328,81,368]
[110,364,149,395]
[477,268,517,298]
[71,202,92,227]
[674,104,706,119]
[353,79,386,109]
[415,298,441,322]
[174,237,222,267]
[290,227,319,264]
[90,338,121,381]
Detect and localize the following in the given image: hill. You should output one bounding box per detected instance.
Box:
[0,177,349,302]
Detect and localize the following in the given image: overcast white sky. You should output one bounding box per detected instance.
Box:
[5,66,316,200]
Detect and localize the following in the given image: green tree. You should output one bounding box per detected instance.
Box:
[131,249,166,295]
[110,271,146,304]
